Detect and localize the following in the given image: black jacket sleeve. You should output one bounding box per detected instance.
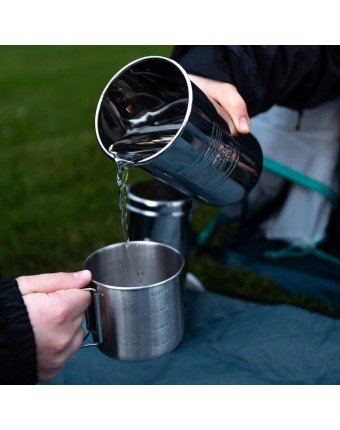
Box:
[172,46,340,117]
[0,278,37,384]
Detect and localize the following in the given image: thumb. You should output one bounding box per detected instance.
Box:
[17,270,92,295]
[216,83,250,135]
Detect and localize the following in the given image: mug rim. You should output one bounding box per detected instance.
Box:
[83,240,186,290]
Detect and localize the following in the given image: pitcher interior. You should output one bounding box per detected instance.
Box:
[96,57,190,164]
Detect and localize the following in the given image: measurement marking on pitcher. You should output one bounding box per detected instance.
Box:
[178,123,240,191]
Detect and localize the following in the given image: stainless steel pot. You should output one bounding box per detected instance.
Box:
[127,179,195,258]
[95,56,263,206]
[82,241,185,361]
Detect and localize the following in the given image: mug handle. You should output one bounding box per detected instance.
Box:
[81,287,104,348]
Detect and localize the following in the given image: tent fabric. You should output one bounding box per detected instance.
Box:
[46,288,340,385]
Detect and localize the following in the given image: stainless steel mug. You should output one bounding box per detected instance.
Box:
[127,179,195,258]
[82,241,185,361]
[95,56,263,206]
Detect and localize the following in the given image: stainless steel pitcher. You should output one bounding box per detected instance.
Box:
[82,241,185,361]
[127,179,195,258]
[95,56,263,206]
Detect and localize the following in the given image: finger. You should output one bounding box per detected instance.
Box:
[38,328,85,381]
[38,369,60,382]
[52,288,92,319]
[60,327,87,364]
[37,324,86,376]
[210,97,238,136]
[189,75,239,136]
[215,84,250,134]
[71,327,87,355]
[73,313,85,327]
[17,270,92,295]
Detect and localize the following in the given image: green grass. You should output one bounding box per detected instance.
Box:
[0,46,335,316]
[0,45,215,274]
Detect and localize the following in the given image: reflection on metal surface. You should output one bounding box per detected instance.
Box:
[127,179,194,259]
[83,241,185,361]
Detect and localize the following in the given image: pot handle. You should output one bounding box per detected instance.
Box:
[81,287,104,348]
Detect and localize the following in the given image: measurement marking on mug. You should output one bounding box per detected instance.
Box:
[150,285,175,297]
[143,302,175,317]
[144,319,176,334]
[144,336,176,349]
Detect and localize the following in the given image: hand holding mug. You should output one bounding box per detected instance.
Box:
[17,270,92,381]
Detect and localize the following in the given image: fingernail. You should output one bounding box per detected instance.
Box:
[73,270,91,281]
[239,117,250,133]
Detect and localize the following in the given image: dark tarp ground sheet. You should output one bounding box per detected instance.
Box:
[46,285,340,385]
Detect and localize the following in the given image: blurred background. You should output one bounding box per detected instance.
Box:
[0,46,220,273]
[0,45,334,314]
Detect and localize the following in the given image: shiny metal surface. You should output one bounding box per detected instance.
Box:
[127,179,195,258]
[83,241,185,361]
[81,287,104,348]
[95,56,263,206]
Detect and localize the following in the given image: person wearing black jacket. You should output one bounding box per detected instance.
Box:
[1,46,339,385]
[172,46,340,122]
[172,46,340,241]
